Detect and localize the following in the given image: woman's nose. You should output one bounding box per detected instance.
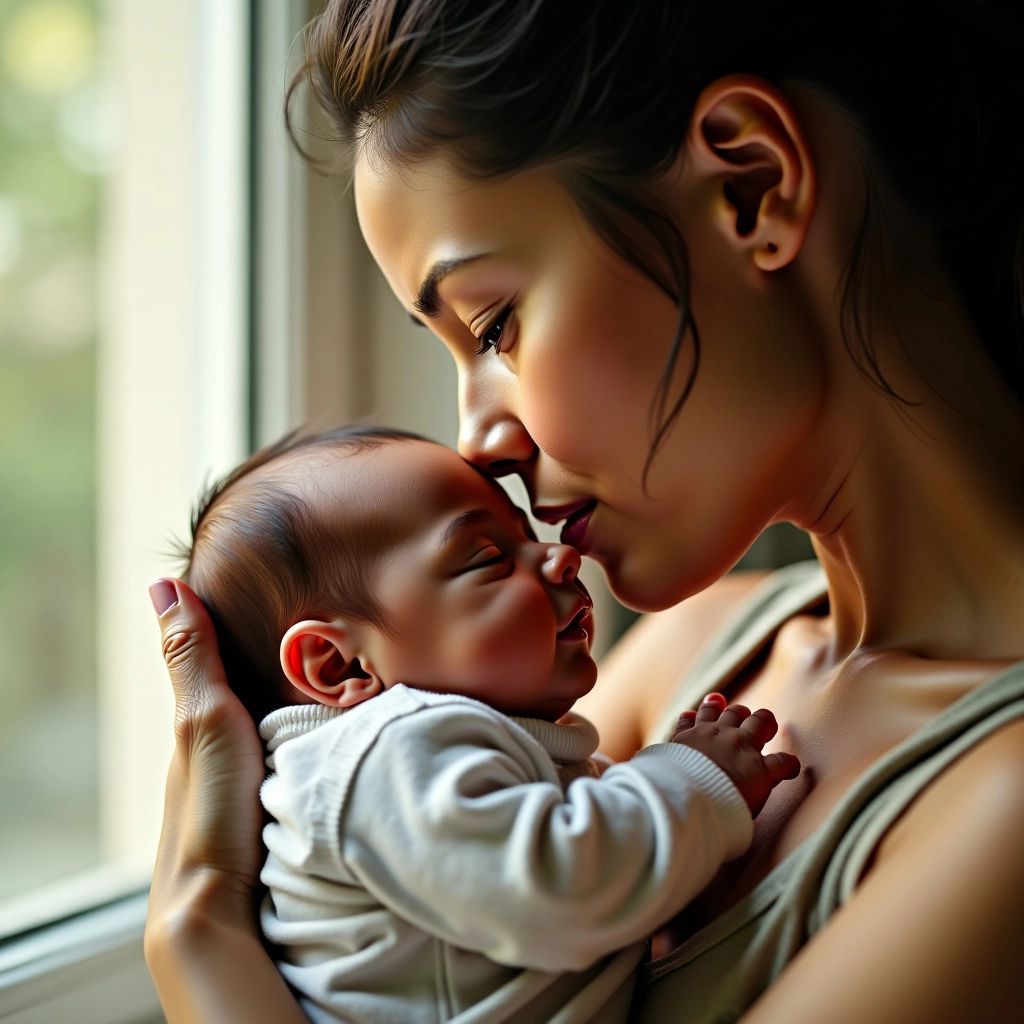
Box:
[541,544,581,586]
[456,391,536,477]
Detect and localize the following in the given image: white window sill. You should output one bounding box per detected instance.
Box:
[0,890,161,1024]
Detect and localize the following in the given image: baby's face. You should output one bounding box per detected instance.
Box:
[322,440,597,721]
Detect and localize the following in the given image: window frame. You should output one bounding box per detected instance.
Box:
[0,0,256,1017]
[0,891,157,1024]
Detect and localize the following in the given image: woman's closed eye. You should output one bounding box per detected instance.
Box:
[475,303,515,356]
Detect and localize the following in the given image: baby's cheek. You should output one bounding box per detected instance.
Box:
[470,586,554,674]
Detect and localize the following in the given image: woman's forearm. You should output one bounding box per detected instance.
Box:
[145,872,307,1024]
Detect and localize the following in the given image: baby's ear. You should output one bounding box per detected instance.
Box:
[280,620,384,708]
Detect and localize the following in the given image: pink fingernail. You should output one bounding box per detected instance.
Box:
[149,578,178,615]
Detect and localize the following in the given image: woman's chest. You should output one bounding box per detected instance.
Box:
[665,620,993,937]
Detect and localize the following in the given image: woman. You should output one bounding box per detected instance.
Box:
[144,2,1024,1020]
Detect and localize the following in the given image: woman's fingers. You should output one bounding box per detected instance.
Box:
[149,574,262,818]
[148,577,265,884]
[151,577,232,721]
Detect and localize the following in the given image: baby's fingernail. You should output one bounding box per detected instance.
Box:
[149,578,178,615]
[702,692,726,704]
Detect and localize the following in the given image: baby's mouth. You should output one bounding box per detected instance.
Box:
[557,604,594,644]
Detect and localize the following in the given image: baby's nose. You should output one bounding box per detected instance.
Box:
[541,544,581,585]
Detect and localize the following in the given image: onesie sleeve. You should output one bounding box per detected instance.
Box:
[334,702,751,972]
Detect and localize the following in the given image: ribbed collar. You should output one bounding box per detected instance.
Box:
[259,694,598,764]
[260,702,344,754]
[509,711,599,764]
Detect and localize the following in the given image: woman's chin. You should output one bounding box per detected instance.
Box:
[596,552,683,612]
[597,546,738,613]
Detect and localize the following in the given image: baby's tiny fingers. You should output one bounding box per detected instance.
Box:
[739,708,778,746]
[717,703,750,728]
[763,751,801,782]
[695,697,725,723]
[674,710,697,733]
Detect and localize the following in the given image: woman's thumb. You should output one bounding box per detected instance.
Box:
[149,577,229,715]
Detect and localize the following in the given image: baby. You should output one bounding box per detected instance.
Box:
[184,425,799,1024]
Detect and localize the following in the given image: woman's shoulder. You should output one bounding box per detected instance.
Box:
[875,712,1024,867]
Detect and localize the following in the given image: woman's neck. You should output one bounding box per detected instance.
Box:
[769,84,1024,665]
[784,273,1024,664]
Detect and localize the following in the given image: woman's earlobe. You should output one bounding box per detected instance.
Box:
[689,75,817,271]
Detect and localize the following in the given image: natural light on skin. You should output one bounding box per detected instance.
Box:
[286,441,598,722]
[353,146,830,616]
[412,254,488,320]
[353,70,1024,670]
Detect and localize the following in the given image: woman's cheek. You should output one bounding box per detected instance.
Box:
[518,286,675,475]
[517,341,630,470]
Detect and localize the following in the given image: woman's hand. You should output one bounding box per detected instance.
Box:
[146,576,264,929]
[144,577,306,1024]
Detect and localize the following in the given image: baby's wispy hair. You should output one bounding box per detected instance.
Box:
[180,424,432,723]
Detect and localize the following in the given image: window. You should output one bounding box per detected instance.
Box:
[0,0,254,1017]
[1,0,108,923]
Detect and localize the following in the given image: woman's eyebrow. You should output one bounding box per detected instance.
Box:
[413,254,488,318]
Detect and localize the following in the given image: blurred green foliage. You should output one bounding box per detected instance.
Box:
[0,0,101,900]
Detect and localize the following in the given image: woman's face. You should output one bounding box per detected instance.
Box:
[354,152,826,610]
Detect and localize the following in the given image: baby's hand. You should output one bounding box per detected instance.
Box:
[670,693,800,817]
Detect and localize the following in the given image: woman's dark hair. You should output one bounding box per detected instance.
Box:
[288,1,1024,478]
[181,424,431,724]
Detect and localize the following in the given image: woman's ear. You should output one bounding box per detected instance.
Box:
[280,619,385,708]
[686,74,817,272]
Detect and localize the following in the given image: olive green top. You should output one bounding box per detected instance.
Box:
[632,560,1024,1023]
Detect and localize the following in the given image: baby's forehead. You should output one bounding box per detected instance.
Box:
[285,438,517,522]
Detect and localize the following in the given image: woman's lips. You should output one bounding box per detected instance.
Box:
[532,498,598,552]
[560,501,596,552]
